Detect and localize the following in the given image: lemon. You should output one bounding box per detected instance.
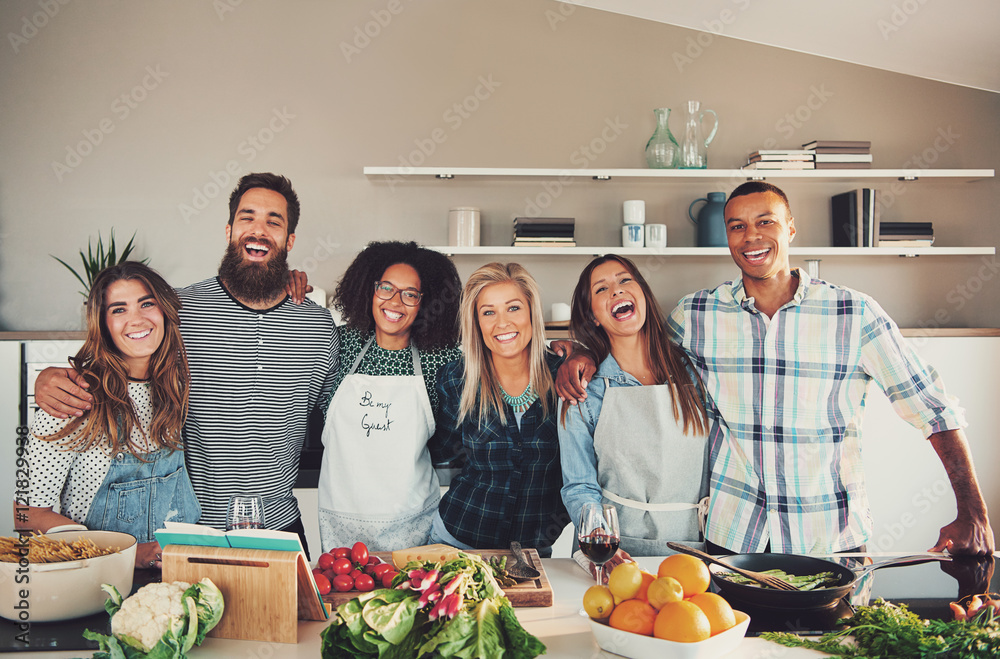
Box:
[646,576,684,610]
[608,561,643,602]
[583,585,615,619]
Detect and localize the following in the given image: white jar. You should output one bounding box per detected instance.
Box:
[448,207,481,247]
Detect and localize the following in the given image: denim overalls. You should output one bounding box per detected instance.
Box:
[84,447,201,543]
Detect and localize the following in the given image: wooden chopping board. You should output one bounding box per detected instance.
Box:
[322,548,552,608]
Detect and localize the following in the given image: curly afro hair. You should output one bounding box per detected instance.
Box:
[333,241,462,351]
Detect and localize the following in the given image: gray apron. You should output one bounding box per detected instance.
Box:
[592,379,709,556]
[318,339,438,552]
[84,447,201,543]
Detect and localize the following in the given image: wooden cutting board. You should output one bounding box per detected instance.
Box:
[322,548,552,608]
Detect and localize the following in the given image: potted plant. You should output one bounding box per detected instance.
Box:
[52,229,146,298]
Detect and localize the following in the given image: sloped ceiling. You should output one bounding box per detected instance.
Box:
[559,0,1000,94]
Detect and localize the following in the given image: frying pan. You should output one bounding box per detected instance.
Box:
[670,543,950,609]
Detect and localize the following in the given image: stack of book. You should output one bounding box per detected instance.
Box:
[831,188,880,247]
[803,140,873,169]
[743,149,815,170]
[878,222,934,247]
[512,217,576,247]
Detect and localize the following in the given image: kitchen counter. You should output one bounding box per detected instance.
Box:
[6,553,997,658]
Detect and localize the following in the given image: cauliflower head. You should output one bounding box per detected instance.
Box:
[111,580,192,652]
[85,578,225,658]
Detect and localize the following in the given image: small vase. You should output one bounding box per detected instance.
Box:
[644,108,680,169]
[679,100,718,169]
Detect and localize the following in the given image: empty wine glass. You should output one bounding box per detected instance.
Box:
[227,495,265,531]
[578,503,620,585]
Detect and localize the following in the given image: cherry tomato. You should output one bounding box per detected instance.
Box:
[323,569,336,583]
[314,573,332,596]
[364,564,378,577]
[381,571,397,589]
[351,542,369,566]
[373,563,393,580]
[312,567,324,577]
[332,558,353,575]
[317,552,336,570]
[355,574,375,592]
[332,574,354,592]
[367,556,380,566]
[332,547,351,559]
[349,568,363,580]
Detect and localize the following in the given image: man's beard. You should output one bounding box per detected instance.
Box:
[218,237,289,305]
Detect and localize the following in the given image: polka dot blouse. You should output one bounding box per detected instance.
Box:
[27,381,156,524]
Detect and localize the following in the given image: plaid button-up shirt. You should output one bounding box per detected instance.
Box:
[668,272,965,553]
[433,353,569,550]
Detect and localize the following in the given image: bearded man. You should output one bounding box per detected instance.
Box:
[35,173,339,556]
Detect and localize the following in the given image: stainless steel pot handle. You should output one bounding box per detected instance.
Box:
[854,553,951,578]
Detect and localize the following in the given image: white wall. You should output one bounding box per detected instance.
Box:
[0,0,998,333]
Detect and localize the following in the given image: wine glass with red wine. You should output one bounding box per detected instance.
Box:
[578,503,620,585]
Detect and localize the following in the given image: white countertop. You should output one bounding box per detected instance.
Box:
[10,557,830,658]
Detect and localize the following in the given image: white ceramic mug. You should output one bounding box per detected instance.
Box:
[622,224,644,248]
[449,207,481,247]
[623,200,645,225]
[645,223,667,248]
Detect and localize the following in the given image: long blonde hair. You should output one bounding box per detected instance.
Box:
[457,263,554,426]
[38,262,189,456]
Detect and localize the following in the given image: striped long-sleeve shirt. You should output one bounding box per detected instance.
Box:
[667,272,965,554]
[178,277,339,530]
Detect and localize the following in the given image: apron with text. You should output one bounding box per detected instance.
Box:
[592,380,709,556]
[318,339,438,552]
[84,447,201,544]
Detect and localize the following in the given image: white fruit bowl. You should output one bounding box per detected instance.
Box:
[0,530,136,622]
[590,609,750,659]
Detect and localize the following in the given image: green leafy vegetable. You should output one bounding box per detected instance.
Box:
[762,599,1000,658]
[320,552,545,659]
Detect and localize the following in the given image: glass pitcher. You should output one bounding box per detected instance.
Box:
[679,100,718,169]
[644,108,680,169]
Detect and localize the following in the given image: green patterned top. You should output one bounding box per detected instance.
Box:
[325,326,462,415]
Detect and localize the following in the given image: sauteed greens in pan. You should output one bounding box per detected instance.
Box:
[717,568,839,590]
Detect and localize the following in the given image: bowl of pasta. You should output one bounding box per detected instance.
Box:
[0,530,137,622]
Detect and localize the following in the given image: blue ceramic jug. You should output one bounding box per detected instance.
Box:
[688,192,727,247]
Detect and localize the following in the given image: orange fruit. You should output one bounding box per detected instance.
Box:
[608,599,657,636]
[582,585,615,620]
[687,592,736,635]
[657,554,711,598]
[653,600,711,643]
[608,561,643,602]
[635,571,656,602]
[646,576,684,610]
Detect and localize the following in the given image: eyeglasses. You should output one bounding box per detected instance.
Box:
[374,281,422,306]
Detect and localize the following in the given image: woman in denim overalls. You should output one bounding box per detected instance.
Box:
[21,262,199,569]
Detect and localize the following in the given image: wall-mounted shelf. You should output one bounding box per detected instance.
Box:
[364,166,995,181]
[430,246,995,257]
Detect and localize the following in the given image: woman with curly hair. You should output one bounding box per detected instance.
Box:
[559,255,709,568]
[428,263,568,557]
[21,262,199,569]
[318,241,462,551]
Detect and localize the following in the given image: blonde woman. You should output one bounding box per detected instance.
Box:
[19,262,199,569]
[429,263,568,556]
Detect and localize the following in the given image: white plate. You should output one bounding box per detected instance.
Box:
[590,609,750,659]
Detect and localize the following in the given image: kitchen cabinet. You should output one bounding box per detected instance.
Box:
[364,166,996,258]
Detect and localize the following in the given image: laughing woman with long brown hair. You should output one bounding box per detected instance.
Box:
[558,255,709,567]
[18,262,199,569]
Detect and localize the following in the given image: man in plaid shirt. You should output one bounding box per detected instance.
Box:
[667,181,993,555]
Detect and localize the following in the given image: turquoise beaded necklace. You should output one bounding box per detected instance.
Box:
[500,382,537,413]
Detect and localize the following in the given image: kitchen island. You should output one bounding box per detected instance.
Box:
[7,552,996,658]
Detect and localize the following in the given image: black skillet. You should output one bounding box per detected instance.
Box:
[668,542,950,609]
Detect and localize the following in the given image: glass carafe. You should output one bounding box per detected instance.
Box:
[644,108,679,169]
[679,100,718,169]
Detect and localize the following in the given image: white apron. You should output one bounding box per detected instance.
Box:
[318,338,439,552]
[592,379,710,556]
